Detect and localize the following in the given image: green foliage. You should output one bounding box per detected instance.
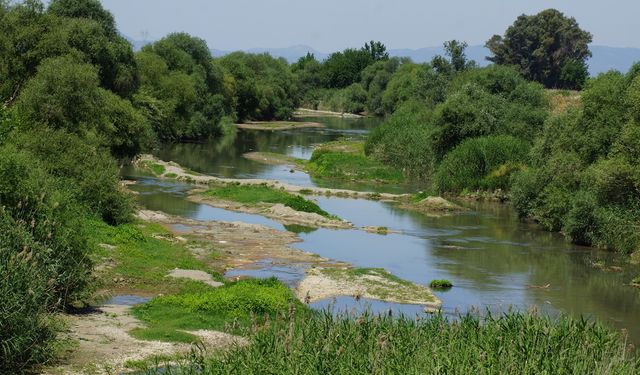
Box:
[486,9,592,89]
[151,312,639,374]
[132,278,307,342]
[202,185,333,218]
[435,136,530,193]
[0,141,98,372]
[308,141,405,183]
[137,33,227,140]
[429,279,453,288]
[512,69,640,253]
[48,0,117,36]
[16,55,153,156]
[321,48,372,89]
[218,52,298,122]
[366,101,436,179]
[15,129,135,224]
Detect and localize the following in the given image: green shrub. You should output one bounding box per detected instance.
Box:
[0,145,93,372]
[434,135,530,193]
[429,279,453,288]
[15,129,135,225]
[365,101,436,179]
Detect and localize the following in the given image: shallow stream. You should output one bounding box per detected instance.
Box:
[123,116,640,343]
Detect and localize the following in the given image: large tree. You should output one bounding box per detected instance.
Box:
[486,9,592,89]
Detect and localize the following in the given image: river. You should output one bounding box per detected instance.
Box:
[123,116,640,344]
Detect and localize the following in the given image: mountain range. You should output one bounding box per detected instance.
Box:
[129,39,640,76]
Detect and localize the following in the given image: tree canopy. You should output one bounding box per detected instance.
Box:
[486,9,592,89]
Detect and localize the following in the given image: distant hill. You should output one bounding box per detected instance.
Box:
[126,37,640,76]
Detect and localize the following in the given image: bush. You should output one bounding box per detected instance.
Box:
[429,279,453,288]
[434,135,530,193]
[15,129,135,224]
[0,144,94,372]
[366,101,436,179]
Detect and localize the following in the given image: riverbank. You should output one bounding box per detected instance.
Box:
[135,154,409,201]
[235,121,325,131]
[44,208,444,373]
[294,108,364,118]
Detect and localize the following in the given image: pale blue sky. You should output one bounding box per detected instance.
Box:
[99,0,640,51]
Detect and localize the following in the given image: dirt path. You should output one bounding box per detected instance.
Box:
[45,305,245,375]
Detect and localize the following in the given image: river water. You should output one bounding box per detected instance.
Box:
[124,116,640,344]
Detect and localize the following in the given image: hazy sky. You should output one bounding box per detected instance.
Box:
[99,0,640,51]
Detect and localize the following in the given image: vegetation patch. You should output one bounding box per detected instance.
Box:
[308,141,405,183]
[131,278,308,343]
[632,276,640,287]
[429,279,453,289]
[152,312,640,374]
[201,184,334,219]
[296,267,440,306]
[88,220,222,295]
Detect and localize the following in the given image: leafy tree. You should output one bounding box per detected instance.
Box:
[432,40,476,75]
[47,0,117,36]
[486,9,592,89]
[16,55,152,156]
[219,52,298,121]
[363,40,389,61]
[360,58,402,115]
[321,48,373,88]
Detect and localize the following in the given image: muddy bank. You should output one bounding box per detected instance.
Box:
[137,210,344,270]
[397,196,468,216]
[243,151,305,169]
[236,121,324,131]
[294,108,364,119]
[188,193,353,230]
[296,267,442,309]
[134,154,409,201]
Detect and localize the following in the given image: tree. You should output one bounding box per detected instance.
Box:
[486,9,592,89]
[321,48,373,88]
[363,40,389,62]
[432,40,476,75]
[47,0,117,36]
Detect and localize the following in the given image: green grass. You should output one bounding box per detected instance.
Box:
[308,141,405,183]
[165,172,178,178]
[632,276,640,285]
[87,220,222,295]
[131,278,308,343]
[430,279,453,289]
[140,311,639,374]
[201,184,335,219]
